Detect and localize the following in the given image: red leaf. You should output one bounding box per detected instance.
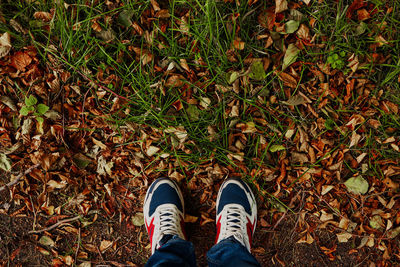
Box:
[346,0,366,19]
[11,51,32,71]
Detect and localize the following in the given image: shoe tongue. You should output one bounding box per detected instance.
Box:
[231,233,244,245]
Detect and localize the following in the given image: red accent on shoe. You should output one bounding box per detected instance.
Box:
[246,217,255,246]
[145,217,155,246]
[215,216,222,244]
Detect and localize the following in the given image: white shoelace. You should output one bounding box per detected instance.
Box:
[155,206,183,248]
[220,206,247,246]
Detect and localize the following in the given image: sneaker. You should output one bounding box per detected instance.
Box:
[215,177,257,252]
[143,178,186,254]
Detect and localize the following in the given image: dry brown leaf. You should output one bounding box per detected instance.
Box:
[337,232,352,243]
[155,10,170,18]
[11,51,32,71]
[347,54,359,72]
[297,233,314,244]
[233,39,245,50]
[146,146,160,157]
[169,171,185,182]
[275,0,288,14]
[180,58,190,72]
[47,180,67,190]
[91,20,102,32]
[320,210,333,222]
[282,95,306,106]
[150,0,160,11]
[165,75,185,88]
[99,240,113,253]
[278,72,297,88]
[375,35,388,46]
[296,24,310,40]
[33,11,52,22]
[0,32,11,59]
[383,177,399,190]
[357,9,370,21]
[184,214,198,223]
[321,185,334,195]
[349,131,361,148]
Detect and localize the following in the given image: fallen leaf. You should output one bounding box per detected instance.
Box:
[11,51,32,71]
[118,9,133,27]
[320,210,333,222]
[347,54,359,72]
[284,20,300,34]
[233,39,245,50]
[97,155,114,175]
[0,32,11,59]
[281,95,306,106]
[180,58,190,72]
[275,0,288,14]
[337,232,352,243]
[36,246,50,255]
[382,177,399,190]
[228,71,240,84]
[131,212,144,226]
[282,44,300,69]
[99,240,113,253]
[387,226,400,239]
[146,146,160,157]
[278,72,297,88]
[370,215,384,230]
[296,24,310,40]
[184,214,198,223]
[164,126,188,143]
[375,35,388,46]
[73,153,92,169]
[297,233,314,244]
[248,61,266,80]
[200,97,211,109]
[291,152,309,164]
[39,236,55,247]
[321,185,334,195]
[0,153,12,171]
[355,21,368,35]
[243,122,257,133]
[165,75,185,88]
[155,9,170,18]
[357,9,370,21]
[96,29,115,42]
[344,175,369,195]
[269,144,285,152]
[186,104,200,121]
[47,180,67,190]
[33,11,52,22]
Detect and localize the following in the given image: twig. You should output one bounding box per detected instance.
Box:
[28,215,81,234]
[0,164,40,193]
[74,228,81,264]
[96,244,105,264]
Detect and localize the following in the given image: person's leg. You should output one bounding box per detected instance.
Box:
[207,178,261,267]
[144,178,196,267]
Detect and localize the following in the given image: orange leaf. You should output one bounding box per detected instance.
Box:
[357,9,370,21]
[11,51,32,71]
[33,11,52,22]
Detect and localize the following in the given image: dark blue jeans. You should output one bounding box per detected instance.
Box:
[145,235,261,267]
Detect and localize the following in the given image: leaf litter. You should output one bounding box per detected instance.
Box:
[0,0,399,266]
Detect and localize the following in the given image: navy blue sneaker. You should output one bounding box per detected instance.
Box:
[215,178,257,252]
[143,178,186,254]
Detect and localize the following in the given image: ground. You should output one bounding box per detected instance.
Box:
[0,0,400,266]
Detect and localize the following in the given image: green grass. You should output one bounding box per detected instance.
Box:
[1,0,400,197]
